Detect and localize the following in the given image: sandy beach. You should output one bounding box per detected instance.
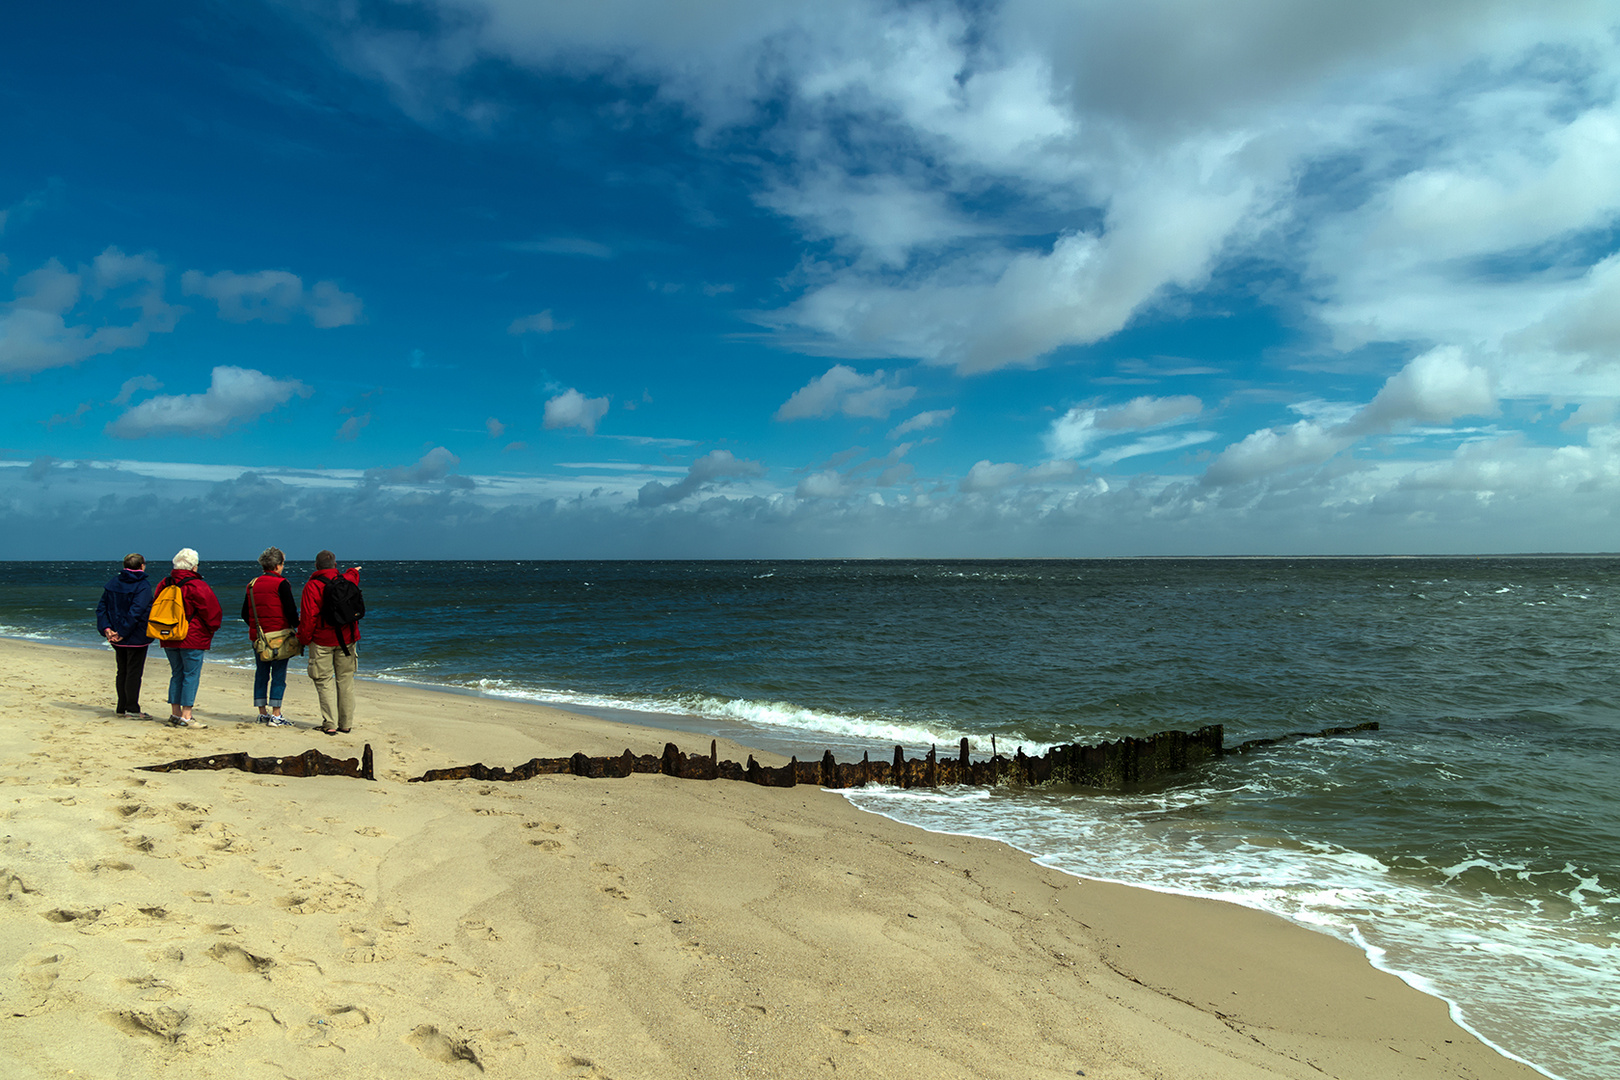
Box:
[0,637,1541,1080]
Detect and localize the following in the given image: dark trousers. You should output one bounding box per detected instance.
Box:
[114,645,148,714]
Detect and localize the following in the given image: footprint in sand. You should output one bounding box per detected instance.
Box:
[122,973,178,1001]
[406,1023,483,1069]
[207,941,275,976]
[103,1006,187,1044]
[276,873,367,914]
[557,1051,612,1077]
[4,869,38,900]
[321,1003,373,1031]
[15,952,69,1015]
[591,862,630,901]
[43,906,103,925]
[89,859,135,874]
[341,924,392,963]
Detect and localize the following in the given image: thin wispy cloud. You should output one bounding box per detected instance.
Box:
[182,268,363,327]
[776,365,916,421]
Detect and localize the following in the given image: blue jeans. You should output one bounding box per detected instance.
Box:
[165,648,204,707]
[254,658,289,707]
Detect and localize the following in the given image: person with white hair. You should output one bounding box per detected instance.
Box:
[156,547,223,727]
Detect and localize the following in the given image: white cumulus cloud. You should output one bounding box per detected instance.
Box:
[544,388,611,434]
[0,248,181,374]
[1344,346,1498,436]
[365,446,471,486]
[105,366,313,439]
[1203,421,1352,488]
[776,365,916,421]
[796,469,851,499]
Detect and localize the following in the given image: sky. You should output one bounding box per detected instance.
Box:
[2,0,1618,559]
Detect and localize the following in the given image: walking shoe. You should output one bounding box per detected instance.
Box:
[168,716,208,728]
[265,715,292,727]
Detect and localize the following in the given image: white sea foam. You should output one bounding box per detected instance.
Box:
[0,625,64,642]
[366,666,1058,754]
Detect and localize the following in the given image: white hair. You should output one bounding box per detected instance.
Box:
[172,547,199,571]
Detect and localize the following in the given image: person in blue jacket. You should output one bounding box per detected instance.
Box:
[96,552,155,719]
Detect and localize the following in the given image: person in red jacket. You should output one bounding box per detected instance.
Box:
[299,550,362,735]
[159,547,223,728]
[241,545,299,726]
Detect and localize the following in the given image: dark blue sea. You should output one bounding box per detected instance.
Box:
[5,558,1617,1080]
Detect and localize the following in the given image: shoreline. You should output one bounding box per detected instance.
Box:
[0,637,1547,1079]
[848,803,1555,1080]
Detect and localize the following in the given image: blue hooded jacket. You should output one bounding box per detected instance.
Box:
[96,569,154,647]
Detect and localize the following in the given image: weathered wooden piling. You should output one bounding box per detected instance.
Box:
[404,723,1375,789]
[139,744,375,781]
[136,722,1378,791]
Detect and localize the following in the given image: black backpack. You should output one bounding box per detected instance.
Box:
[321,575,366,655]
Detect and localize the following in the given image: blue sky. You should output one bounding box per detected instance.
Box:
[3,0,1618,558]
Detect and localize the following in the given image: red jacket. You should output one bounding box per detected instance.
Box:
[159,569,223,651]
[299,567,362,648]
[241,572,299,643]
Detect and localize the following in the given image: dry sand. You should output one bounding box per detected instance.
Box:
[0,637,1542,1079]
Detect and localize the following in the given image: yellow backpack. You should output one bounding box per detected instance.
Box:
[146,580,190,643]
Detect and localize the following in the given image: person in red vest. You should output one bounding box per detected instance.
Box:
[159,547,222,728]
[241,545,299,726]
[298,550,362,735]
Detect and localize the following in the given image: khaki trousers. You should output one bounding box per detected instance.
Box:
[307,643,358,732]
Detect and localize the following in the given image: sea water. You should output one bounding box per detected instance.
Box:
[6,558,1616,1080]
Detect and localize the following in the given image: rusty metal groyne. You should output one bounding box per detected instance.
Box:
[406,722,1378,790]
